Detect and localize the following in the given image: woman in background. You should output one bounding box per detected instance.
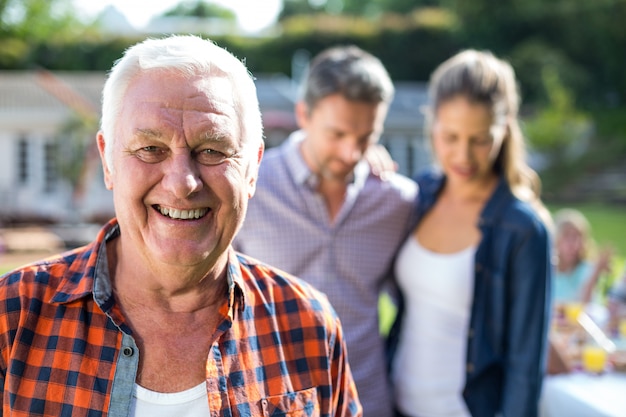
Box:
[547,208,613,374]
[388,50,553,417]
[553,208,612,305]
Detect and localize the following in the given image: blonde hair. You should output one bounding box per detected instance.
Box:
[554,208,591,261]
[427,49,551,226]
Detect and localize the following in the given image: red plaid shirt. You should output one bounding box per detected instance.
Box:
[0,219,361,417]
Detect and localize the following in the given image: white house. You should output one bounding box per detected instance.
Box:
[0,70,428,225]
[0,71,111,224]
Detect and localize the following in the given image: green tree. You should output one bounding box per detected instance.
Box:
[279,0,322,20]
[54,115,99,193]
[280,0,439,18]
[340,0,438,16]
[0,0,87,41]
[524,67,592,160]
[163,0,236,20]
[438,0,626,103]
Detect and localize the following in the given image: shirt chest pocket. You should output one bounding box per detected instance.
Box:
[261,387,320,417]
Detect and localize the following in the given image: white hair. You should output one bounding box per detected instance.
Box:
[100,35,263,171]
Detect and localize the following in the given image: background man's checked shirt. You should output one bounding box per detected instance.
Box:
[235,132,418,417]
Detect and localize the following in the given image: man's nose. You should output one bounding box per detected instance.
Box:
[162,153,204,198]
[339,141,363,163]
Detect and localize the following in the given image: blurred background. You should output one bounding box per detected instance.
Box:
[0,0,625,284]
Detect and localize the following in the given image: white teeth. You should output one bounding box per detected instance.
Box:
[158,206,208,220]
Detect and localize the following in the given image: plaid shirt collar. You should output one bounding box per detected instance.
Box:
[49,218,246,315]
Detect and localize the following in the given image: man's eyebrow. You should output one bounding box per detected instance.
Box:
[134,128,162,139]
[201,131,230,142]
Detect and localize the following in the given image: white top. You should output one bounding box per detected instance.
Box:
[392,236,475,417]
[130,382,210,417]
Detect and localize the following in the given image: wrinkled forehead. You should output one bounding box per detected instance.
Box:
[123,69,242,127]
[126,66,233,96]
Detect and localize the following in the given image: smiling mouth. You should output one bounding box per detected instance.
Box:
[155,205,210,220]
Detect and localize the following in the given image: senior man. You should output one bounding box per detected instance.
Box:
[0,35,361,417]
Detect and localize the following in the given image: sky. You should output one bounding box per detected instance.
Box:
[72,0,283,33]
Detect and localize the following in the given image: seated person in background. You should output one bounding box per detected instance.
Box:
[548,208,614,374]
[553,208,613,305]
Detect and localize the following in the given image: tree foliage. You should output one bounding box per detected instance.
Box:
[277,0,626,106]
[0,0,623,200]
[279,0,322,20]
[0,0,625,109]
[524,67,593,156]
[163,0,236,20]
[0,0,89,41]
[281,0,439,18]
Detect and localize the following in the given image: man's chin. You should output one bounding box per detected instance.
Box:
[147,237,217,266]
[322,168,354,182]
[154,250,209,267]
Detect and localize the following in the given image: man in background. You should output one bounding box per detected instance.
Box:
[235,45,417,417]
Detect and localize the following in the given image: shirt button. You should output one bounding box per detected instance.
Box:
[467,363,474,373]
[475,263,482,272]
[122,347,134,357]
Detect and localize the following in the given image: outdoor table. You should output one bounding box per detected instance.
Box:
[540,371,626,417]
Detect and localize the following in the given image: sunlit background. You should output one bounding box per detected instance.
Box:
[1,0,625,277]
[72,0,282,33]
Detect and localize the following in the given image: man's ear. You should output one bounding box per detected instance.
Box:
[97,131,114,190]
[248,141,265,199]
[294,101,310,129]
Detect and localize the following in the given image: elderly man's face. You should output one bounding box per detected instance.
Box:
[98,69,261,268]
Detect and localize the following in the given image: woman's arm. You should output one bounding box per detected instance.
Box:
[580,246,613,304]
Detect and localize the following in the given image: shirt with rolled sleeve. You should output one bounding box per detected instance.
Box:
[234,131,418,417]
[0,219,362,417]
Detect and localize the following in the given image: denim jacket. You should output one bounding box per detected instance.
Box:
[387,170,552,417]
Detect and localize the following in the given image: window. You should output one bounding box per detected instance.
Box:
[44,141,58,193]
[17,137,28,184]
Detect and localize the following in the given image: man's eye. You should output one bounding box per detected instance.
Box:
[196,148,227,166]
[358,135,375,147]
[134,147,169,163]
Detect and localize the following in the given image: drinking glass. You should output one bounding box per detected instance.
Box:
[582,344,607,374]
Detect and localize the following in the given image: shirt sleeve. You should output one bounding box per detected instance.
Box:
[502,217,552,417]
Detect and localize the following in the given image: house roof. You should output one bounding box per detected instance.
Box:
[0,71,105,114]
[254,74,428,130]
[0,71,427,130]
[0,71,105,129]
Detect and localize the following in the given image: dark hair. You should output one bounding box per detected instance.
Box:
[300,45,394,112]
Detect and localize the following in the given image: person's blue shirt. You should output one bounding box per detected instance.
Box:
[553,261,593,303]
